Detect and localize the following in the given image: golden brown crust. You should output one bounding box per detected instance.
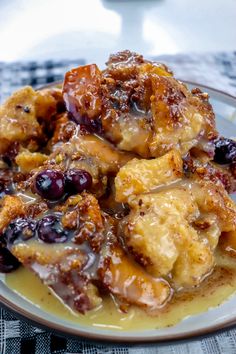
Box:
[0,87,41,149]
[48,113,76,148]
[98,243,171,310]
[115,150,183,202]
[0,195,25,233]
[123,188,215,288]
[63,51,217,159]
[150,76,217,157]
[63,64,102,121]
[0,86,66,164]
[15,151,48,173]
[184,153,236,193]
[8,192,105,314]
[60,193,105,252]
[0,50,235,316]
[11,241,102,314]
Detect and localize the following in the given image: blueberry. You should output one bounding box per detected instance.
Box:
[4,218,37,245]
[0,182,6,198]
[214,138,236,165]
[34,169,65,200]
[65,169,92,194]
[37,215,68,243]
[0,182,4,194]
[0,247,20,273]
[0,183,12,199]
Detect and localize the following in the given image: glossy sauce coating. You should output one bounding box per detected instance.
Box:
[0,51,236,326]
[6,248,236,330]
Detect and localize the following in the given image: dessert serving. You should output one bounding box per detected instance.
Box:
[0,51,236,331]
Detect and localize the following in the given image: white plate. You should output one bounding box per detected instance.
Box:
[0,82,236,343]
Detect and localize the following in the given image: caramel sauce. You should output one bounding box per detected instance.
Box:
[1,53,236,331]
[6,248,236,331]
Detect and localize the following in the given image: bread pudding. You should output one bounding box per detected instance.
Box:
[0,51,236,325]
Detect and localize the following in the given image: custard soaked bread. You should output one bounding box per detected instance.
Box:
[0,51,235,317]
[63,50,217,158]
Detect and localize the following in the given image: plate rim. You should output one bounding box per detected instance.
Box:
[1,290,236,345]
[1,81,236,344]
[181,80,236,100]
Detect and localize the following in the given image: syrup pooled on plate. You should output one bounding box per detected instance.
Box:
[6,248,236,330]
[0,50,236,330]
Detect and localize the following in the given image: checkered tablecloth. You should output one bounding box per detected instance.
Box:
[0,52,236,354]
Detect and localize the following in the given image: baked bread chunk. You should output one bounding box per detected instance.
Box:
[0,51,235,316]
[63,50,218,158]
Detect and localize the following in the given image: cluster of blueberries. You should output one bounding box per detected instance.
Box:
[213,137,236,165]
[0,168,92,273]
[0,138,235,274]
[34,168,92,200]
[0,213,72,273]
